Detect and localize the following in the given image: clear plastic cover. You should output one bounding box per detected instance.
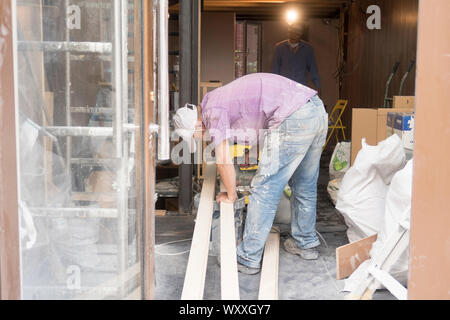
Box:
[15,0,142,299]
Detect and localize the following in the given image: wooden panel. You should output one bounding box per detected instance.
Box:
[336,234,377,280]
[181,164,217,300]
[258,230,280,300]
[341,0,419,140]
[0,0,21,300]
[408,0,450,300]
[220,202,240,299]
[143,0,156,300]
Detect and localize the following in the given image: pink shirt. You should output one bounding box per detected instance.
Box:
[201,73,317,146]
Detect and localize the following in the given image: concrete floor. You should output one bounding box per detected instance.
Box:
[154,152,395,300]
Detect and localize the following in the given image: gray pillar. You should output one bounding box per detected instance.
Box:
[191,0,200,104]
[178,0,193,214]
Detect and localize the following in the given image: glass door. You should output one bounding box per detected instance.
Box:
[13,0,145,299]
[245,22,261,74]
[234,20,261,78]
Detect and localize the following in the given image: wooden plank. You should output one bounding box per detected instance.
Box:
[258,229,280,300]
[181,164,216,300]
[349,229,409,300]
[336,234,378,280]
[220,196,240,299]
[0,0,21,299]
[368,266,407,300]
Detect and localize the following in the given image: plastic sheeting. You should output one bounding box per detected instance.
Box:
[14,0,141,300]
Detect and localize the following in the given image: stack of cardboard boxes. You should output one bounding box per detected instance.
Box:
[351,96,415,165]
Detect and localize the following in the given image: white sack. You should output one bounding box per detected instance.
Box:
[369,158,413,283]
[336,134,406,242]
[343,159,413,292]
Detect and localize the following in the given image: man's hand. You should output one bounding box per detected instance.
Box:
[216,192,237,204]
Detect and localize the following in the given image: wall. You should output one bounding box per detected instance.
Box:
[261,19,340,112]
[341,0,418,138]
[0,0,21,299]
[408,0,450,300]
[201,12,235,85]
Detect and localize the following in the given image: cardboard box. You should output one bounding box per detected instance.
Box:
[387,112,415,150]
[351,107,414,165]
[351,109,378,165]
[393,96,415,108]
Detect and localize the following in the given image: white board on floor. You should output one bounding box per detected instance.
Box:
[181,164,216,300]
[258,230,280,300]
[220,201,240,299]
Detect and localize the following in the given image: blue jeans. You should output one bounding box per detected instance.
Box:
[236,95,328,268]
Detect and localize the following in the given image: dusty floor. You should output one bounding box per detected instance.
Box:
[154,151,395,300]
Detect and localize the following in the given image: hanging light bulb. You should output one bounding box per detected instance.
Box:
[285,9,299,26]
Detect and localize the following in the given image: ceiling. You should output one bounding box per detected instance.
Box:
[169,0,350,19]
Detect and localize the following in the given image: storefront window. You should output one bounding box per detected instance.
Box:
[14,0,143,299]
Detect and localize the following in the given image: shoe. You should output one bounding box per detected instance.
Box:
[237,262,261,275]
[283,238,319,260]
[217,255,261,275]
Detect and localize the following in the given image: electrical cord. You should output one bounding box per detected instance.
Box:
[155,231,329,256]
[316,230,329,248]
[155,238,192,256]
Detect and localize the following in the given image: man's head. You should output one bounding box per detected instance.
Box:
[288,22,305,44]
[173,104,204,153]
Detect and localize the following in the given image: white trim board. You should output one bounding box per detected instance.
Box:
[181,164,216,300]
[220,201,240,299]
[258,230,280,300]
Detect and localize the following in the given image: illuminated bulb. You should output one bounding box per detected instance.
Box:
[286,9,299,25]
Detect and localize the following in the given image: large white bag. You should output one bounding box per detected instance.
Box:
[343,159,413,292]
[369,158,413,283]
[336,134,406,242]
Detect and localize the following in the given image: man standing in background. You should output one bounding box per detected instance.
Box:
[271,21,321,95]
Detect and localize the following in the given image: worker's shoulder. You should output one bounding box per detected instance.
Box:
[274,39,289,48]
[274,39,314,49]
[299,40,314,49]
